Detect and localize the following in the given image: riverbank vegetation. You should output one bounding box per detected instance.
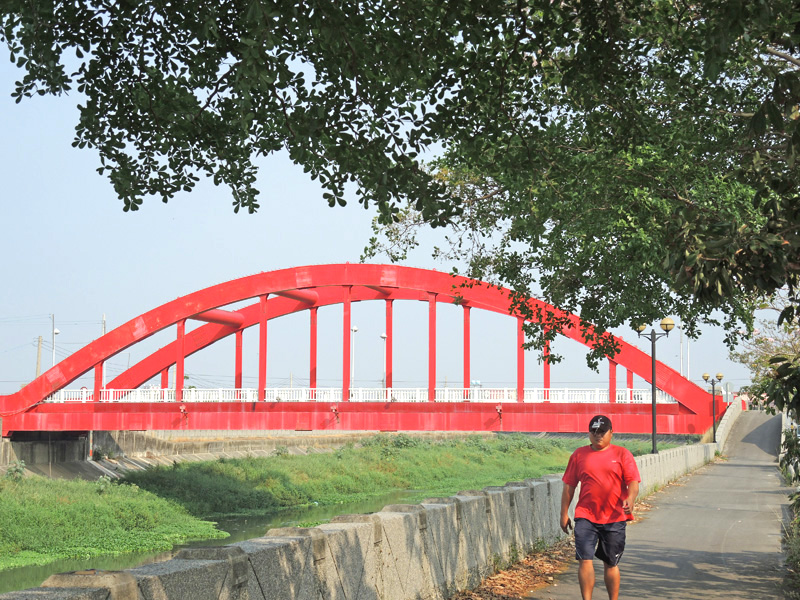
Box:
[122,433,671,518]
[780,429,800,598]
[787,509,800,600]
[0,470,227,571]
[0,433,677,572]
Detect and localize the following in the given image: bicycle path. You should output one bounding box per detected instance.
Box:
[530,411,792,599]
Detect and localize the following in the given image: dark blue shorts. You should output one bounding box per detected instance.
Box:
[574,518,627,566]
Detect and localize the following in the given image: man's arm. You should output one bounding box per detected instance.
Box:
[622,480,639,515]
[560,483,576,532]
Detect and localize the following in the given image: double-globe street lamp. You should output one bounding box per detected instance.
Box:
[635,318,675,454]
[702,372,724,443]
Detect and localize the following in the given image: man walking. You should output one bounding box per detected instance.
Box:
[560,415,641,600]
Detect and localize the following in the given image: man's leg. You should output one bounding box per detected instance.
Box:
[603,563,620,600]
[574,519,600,599]
[578,560,595,600]
[595,521,626,600]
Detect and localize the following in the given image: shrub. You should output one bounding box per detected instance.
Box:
[5,460,25,482]
[95,475,112,494]
[780,428,800,484]
[785,501,800,599]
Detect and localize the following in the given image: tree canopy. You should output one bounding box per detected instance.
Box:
[731,295,800,419]
[3,1,800,416]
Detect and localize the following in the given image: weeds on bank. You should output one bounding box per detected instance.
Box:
[0,433,674,571]
[5,460,25,481]
[786,512,800,600]
[782,428,800,599]
[0,475,226,571]
[121,433,672,519]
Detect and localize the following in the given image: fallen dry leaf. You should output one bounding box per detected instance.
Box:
[448,496,662,599]
[448,537,575,599]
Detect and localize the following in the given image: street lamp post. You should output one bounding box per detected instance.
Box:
[350,325,358,387]
[635,317,675,454]
[380,332,387,391]
[51,314,60,368]
[471,379,482,401]
[702,372,724,443]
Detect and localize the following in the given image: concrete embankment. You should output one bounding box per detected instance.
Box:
[0,403,742,600]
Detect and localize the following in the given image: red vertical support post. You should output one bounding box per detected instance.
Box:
[543,336,551,401]
[463,305,471,398]
[609,359,617,403]
[234,330,243,391]
[93,363,103,402]
[176,319,186,402]
[343,287,352,401]
[258,295,268,402]
[161,368,169,389]
[310,307,318,393]
[627,369,634,401]
[428,292,437,402]
[385,299,393,390]
[517,317,525,402]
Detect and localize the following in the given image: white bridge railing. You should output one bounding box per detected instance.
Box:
[44,387,678,404]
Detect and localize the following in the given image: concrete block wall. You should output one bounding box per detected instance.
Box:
[0,406,744,600]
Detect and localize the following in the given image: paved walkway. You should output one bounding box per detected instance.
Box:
[530,411,792,599]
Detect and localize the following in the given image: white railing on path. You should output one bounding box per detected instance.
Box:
[44,387,678,404]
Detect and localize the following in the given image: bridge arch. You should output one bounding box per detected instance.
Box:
[1,264,708,415]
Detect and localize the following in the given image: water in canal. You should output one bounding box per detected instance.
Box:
[0,489,420,594]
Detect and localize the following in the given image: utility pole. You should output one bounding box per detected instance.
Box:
[101,314,107,387]
[687,338,691,380]
[92,314,106,459]
[35,336,43,378]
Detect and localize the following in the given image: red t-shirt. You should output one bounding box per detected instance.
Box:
[562,444,641,524]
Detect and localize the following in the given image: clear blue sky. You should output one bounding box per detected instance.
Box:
[0,59,751,396]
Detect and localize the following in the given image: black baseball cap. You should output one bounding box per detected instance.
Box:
[589,415,612,434]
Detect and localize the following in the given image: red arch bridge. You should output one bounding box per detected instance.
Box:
[0,264,721,437]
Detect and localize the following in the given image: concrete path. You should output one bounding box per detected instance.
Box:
[530,411,792,599]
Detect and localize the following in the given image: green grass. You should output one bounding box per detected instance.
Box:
[786,517,800,599]
[783,490,800,598]
[0,476,227,571]
[122,433,673,518]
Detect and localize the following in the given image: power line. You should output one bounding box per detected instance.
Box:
[0,316,103,326]
[0,314,50,324]
[0,343,34,356]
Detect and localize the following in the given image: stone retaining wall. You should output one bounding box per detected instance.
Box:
[0,406,742,600]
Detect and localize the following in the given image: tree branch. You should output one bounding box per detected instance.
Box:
[765,47,800,69]
[195,64,235,118]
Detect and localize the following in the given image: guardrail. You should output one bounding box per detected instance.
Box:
[43,387,678,404]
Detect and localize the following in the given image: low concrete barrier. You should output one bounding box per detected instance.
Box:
[637,399,741,497]
[0,407,743,600]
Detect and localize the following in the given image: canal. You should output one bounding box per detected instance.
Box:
[0,489,420,594]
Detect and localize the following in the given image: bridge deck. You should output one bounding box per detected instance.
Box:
[530,411,790,599]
